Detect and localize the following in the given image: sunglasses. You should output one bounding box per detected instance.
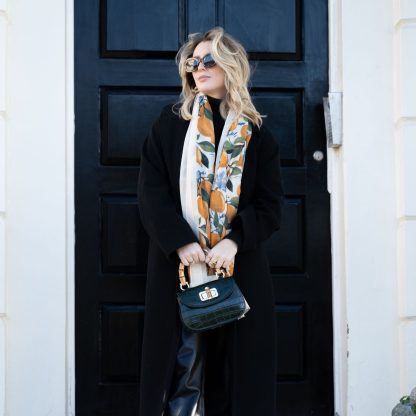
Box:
[185,53,217,73]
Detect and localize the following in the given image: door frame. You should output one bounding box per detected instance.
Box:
[66,1,346,415]
[67,1,76,414]
[327,0,347,415]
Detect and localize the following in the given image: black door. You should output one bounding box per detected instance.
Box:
[75,1,333,414]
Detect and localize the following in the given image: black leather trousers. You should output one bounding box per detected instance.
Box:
[165,324,231,416]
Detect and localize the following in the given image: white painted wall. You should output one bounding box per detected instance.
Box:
[394,0,416,397]
[342,0,401,409]
[1,0,75,415]
[0,1,8,415]
[329,0,416,414]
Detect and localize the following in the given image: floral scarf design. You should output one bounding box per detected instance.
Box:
[195,94,252,276]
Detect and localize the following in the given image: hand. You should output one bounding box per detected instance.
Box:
[176,242,206,266]
[205,238,238,271]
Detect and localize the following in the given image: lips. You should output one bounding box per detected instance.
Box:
[198,76,210,81]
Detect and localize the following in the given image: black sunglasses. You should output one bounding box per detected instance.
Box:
[185,53,217,73]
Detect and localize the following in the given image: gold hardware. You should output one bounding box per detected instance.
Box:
[199,286,219,301]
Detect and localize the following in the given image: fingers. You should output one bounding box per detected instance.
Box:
[214,257,232,270]
[177,242,206,266]
[205,254,232,271]
[176,240,237,270]
[221,258,235,275]
[197,249,205,263]
[205,254,226,269]
[205,240,237,270]
[215,256,225,269]
[182,252,199,266]
[221,258,232,270]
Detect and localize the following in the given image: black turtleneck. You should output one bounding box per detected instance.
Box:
[207,95,225,154]
[206,94,243,250]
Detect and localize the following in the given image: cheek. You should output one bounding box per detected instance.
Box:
[213,68,225,84]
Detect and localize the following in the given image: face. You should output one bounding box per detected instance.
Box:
[191,41,226,99]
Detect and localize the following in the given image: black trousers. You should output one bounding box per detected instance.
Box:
[165,324,231,416]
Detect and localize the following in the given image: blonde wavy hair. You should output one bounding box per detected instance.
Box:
[173,27,264,129]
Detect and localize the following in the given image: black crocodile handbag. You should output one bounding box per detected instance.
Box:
[176,262,250,332]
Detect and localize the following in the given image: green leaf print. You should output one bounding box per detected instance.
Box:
[198,141,215,152]
[231,167,242,176]
[223,141,234,151]
[226,179,233,192]
[201,152,209,168]
[204,107,213,121]
[202,233,210,246]
[213,211,220,228]
[201,187,210,202]
[234,137,246,145]
[229,196,239,208]
[224,140,234,150]
[231,148,241,159]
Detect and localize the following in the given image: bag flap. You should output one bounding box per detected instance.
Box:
[177,278,236,308]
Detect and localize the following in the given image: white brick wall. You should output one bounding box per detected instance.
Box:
[0,1,7,415]
[394,0,416,395]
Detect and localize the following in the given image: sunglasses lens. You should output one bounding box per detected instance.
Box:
[185,54,216,72]
[203,54,216,68]
[185,58,198,72]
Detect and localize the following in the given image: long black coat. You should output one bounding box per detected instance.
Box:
[137,102,285,416]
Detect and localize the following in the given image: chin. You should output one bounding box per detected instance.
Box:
[199,88,215,96]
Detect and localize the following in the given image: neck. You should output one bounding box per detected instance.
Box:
[202,89,225,100]
[207,94,222,100]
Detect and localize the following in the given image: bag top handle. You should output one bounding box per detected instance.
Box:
[178,261,226,291]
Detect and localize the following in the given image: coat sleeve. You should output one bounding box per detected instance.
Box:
[225,125,285,253]
[137,108,199,261]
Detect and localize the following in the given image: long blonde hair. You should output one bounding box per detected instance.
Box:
[173,27,264,129]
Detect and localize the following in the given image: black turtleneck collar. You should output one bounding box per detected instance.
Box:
[205,95,225,153]
[207,95,223,113]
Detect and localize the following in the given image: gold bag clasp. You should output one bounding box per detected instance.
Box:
[199,286,219,301]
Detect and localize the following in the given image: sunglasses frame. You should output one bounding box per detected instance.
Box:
[185,53,217,73]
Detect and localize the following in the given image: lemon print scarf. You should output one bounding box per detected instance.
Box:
[179,92,252,287]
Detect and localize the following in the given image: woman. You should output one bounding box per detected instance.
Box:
[137,27,284,416]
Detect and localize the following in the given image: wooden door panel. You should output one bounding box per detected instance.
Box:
[225,0,299,55]
[75,0,333,414]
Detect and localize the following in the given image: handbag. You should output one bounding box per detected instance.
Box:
[176,261,251,332]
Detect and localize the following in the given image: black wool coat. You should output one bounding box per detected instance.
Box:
[137,102,285,416]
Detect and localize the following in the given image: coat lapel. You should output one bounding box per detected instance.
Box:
[171,117,190,203]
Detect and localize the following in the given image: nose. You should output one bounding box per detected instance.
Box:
[196,60,205,71]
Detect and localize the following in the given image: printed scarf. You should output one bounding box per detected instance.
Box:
[179,92,252,286]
